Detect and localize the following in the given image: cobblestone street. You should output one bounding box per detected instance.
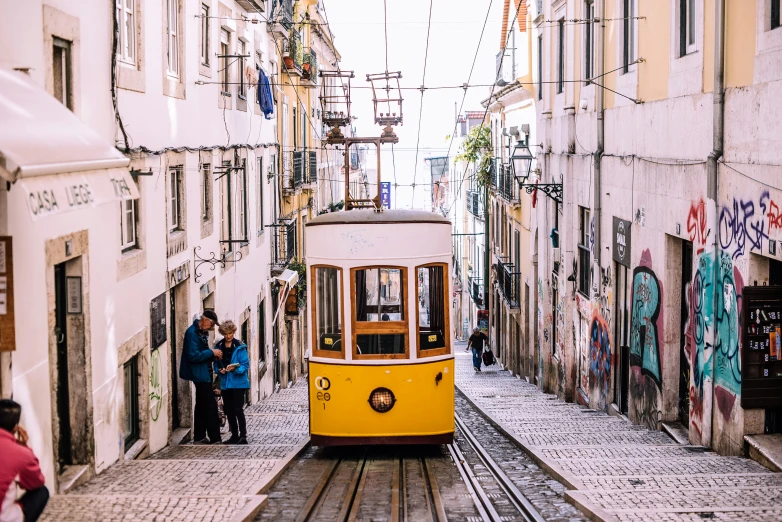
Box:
[39,382,309,522]
[454,347,782,521]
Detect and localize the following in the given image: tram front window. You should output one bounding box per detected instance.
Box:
[355,268,404,321]
[353,267,407,357]
[314,266,343,354]
[417,264,446,352]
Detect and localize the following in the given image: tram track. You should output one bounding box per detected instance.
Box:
[450,414,546,522]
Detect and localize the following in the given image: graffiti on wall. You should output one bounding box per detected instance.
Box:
[685,253,715,439]
[719,191,782,259]
[714,251,743,420]
[630,265,663,385]
[628,250,664,430]
[589,314,611,411]
[687,199,708,254]
[598,265,613,330]
[150,348,162,422]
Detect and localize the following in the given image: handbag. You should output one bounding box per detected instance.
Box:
[482,346,495,366]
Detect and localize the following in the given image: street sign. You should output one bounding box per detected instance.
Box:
[380,181,391,209]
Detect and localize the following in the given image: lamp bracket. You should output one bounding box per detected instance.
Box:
[193,246,243,283]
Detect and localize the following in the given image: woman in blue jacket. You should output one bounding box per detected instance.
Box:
[213,320,250,444]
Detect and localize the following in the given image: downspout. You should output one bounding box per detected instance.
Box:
[708,0,726,446]
[594,0,605,280]
[484,177,490,311]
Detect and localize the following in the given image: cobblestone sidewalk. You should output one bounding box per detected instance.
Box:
[454,346,782,522]
[41,381,309,522]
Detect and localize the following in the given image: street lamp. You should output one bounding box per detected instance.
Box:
[510,139,534,183]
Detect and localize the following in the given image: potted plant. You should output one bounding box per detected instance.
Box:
[302,54,311,78]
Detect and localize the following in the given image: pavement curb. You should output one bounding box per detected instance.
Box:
[229,495,269,522]
[253,437,311,494]
[564,491,617,522]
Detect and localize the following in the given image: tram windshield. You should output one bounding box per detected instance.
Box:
[355,268,404,321]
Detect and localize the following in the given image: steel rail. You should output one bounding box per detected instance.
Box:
[454,413,547,522]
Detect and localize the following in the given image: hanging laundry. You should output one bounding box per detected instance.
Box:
[257,68,274,120]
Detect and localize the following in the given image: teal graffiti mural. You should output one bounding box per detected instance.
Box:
[685,253,714,439]
[630,265,662,386]
[714,251,743,419]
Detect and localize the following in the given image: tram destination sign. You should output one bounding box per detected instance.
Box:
[612,217,632,268]
[380,182,391,209]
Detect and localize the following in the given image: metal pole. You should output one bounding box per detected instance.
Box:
[484,182,490,309]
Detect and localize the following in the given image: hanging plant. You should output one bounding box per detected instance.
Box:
[454,124,492,188]
[287,258,307,308]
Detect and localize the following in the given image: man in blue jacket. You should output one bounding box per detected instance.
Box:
[179,310,223,444]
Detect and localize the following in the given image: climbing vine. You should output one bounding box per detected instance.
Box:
[454,124,492,187]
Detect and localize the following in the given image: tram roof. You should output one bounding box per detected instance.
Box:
[306,209,451,227]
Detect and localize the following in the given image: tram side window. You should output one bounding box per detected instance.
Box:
[315,267,342,353]
[354,268,405,321]
[417,265,446,351]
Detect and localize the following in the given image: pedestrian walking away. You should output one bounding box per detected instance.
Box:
[0,399,49,522]
[180,309,224,445]
[214,320,251,445]
[466,327,489,372]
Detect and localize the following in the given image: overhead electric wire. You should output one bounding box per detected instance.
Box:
[439,0,494,217]
[412,0,434,209]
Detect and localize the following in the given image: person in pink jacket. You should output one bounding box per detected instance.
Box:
[0,400,48,522]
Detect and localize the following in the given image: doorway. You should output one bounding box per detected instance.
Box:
[169,282,191,430]
[53,259,90,473]
[613,262,630,414]
[679,240,693,425]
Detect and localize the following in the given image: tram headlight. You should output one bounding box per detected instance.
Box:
[368,387,396,413]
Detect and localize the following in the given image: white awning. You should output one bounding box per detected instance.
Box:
[0,68,131,180]
[19,168,139,220]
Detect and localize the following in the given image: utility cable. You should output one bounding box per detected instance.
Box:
[412,0,434,209]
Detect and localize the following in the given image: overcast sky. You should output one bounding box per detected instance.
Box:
[323,0,504,210]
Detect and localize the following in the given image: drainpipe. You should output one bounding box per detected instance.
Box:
[484,181,490,310]
[594,1,605,281]
[708,0,726,446]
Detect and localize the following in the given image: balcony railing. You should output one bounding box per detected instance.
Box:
[282,30,303,74]
[302,49,318,84]
[490,159,518,202]
[285,150,317,191]
[468,275,484,309]
[272,219,296,269]
[497,259,521,309]
[272,0,293,30]
[467,189,483,218]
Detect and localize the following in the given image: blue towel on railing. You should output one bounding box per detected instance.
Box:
[258,69,274,119]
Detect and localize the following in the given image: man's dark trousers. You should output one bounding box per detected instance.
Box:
[194,382,221,442]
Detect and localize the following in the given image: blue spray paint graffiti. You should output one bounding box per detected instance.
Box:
[589,314,611,411]
[719,191,772,259]
[714,251,742,396]
[630,266,662,386]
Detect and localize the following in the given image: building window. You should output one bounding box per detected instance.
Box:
[773,0,781,30]
[120,198,138,252]
[200,3,210,66]
[166,0,179,77]
[220,29,230,95]
[622,0,636,73]
[584,0,595,82]
[169,166,183,232]
[236,159,248,243]
[221,160,233,252]
[578,206,591,295]
[679,0,696,56]
[258,300,266,364]
[557,18,565,94]
[201,163,212,221]
[537,35,543,100]
[238,39,247,100]
[52,37,73,110]
[116,0,135,64]
[122,356,139,452]
[257,157,264,233]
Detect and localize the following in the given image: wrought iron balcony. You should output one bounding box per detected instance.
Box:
[282,30,303,75]
[271,218,296,271]
[302,49,318,86]
[497,259,521,309]
[468,275,484,309]
[490,160,518,203]
[467,189,483,218]
[272,0,293,30]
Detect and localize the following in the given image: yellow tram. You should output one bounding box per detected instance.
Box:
[305,209,455,445]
